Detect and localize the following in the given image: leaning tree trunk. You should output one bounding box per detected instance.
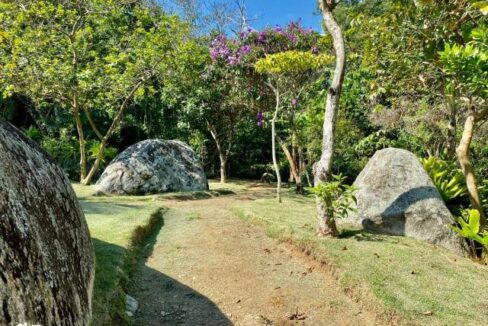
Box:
[72,103,87,182]
[456,111,487,225]
[279,138,303,194]
[81,79,145,185]
[208,122,229,184]
[314,0,346,237]
[271,91,282,203]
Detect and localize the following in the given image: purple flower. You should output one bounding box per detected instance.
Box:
[256,112,264,120]
[227,55,239,65]
[257,121,264,127]
[274,25,283,32]
[257,32,267,44]
[239,45,252,55]
[285,32,297,44]
[311,46,319,54]
[291,98,299,107]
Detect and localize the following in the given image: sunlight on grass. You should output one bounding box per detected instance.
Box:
[73,183,163,325]
[234,192,488,326]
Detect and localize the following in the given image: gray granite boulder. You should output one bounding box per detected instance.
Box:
[96,139,208,195]
[0,120,95,325]
[339,148,466,255]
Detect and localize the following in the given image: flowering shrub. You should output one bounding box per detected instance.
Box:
[209,21,324,67]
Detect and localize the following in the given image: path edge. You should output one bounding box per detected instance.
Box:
[108,207,167,325]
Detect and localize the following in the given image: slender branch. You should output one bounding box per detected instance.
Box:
[83,108,103,140]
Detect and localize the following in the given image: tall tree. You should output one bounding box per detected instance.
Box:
[0,0,189,184]
[255,51,330,201]
[314,0,346,236]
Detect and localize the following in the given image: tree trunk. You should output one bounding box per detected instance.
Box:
[208,122,229,184]
[279,138,303,194]
[72,104,87,182]
[456,112,486,225]
[271,94,282,203]
[314,1,346,237]
[219,154,228,184]
[81,79,146,185]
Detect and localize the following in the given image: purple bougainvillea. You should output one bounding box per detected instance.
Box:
[209,21,320,67]
[208,21,321,128]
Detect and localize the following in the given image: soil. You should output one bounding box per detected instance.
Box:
[132,184,380,325]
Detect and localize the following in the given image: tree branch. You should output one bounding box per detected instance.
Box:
[83,108,103,140]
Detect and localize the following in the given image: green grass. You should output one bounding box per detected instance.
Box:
[233,191,488,326]
[72,184,165,325]
[73,180,238,324]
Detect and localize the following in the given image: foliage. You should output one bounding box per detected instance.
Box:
[88,141,118,166]
[450,209,488,261]
[0,0,190,183]
[479,179,488,213]
[440,29,488,99]
[421,156,468,204]
[310,175,357,221]
[255,51,331,74]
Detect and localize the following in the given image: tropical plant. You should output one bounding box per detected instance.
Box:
[421,156,468,204]
[310,174,357,231]
[449,209,488,262]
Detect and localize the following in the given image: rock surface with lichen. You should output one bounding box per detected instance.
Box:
[339,148,467,255]
[96,139,208,195]
[0,120,95,325]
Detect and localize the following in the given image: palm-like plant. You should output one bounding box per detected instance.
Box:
[450,209,488,261]
[421,156,468,203]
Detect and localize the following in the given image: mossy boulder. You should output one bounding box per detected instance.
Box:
[96,139,208,195]
[0,120,95,325]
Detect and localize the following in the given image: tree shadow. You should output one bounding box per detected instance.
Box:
[80,202,141,215]
[157,189,236,202]
[91,210,231,325]
[339,229,385,242]
[133,267,232,326]
[361,186,442,236]
[129,212,232,326]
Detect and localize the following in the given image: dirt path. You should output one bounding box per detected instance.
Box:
[132,186,377,325]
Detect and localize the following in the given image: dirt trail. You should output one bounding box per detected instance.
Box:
[132,186,377,325]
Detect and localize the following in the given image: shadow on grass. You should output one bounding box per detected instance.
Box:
[339,229,387,242]
[92,209,230,325]
[157,189,236,201]
[80,202,141,215]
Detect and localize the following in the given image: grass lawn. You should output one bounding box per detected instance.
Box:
[233,190,488,326]
[72,180,238,325]
[72,184,164,325]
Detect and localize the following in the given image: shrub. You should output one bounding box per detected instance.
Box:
[421,156,467,204]
[450,209,488,262]
[311,174,357,223]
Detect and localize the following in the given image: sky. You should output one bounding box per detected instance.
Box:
[244,0,322,32]
[159,0,323,33]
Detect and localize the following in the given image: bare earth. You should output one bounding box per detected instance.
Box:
[132,186,379,325]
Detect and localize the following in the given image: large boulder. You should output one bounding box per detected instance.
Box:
[96,139,208,195]
[339,148,466,255]
[0,121,94,325]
